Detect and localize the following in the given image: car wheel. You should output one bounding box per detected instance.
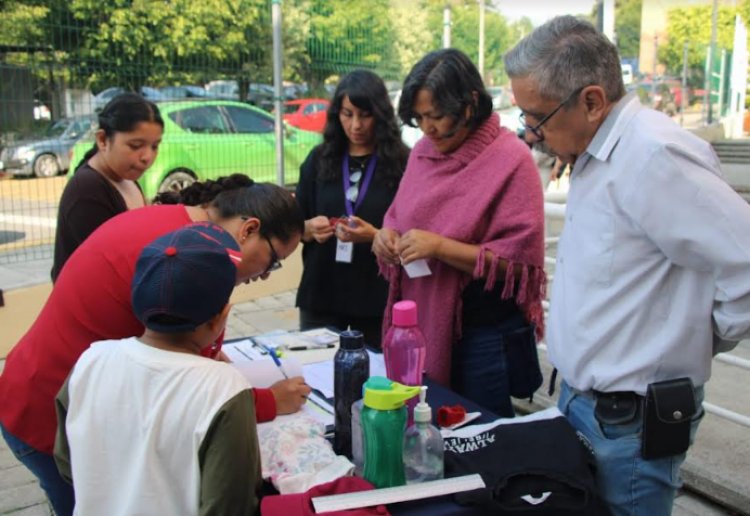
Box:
[158,170,196,194]
[34,154,60,178]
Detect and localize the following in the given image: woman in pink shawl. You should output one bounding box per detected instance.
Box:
[372,49,546,417]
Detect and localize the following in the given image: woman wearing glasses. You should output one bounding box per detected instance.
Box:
[372,49,546,417]
[0,175,309,516]
[295,70,409,350]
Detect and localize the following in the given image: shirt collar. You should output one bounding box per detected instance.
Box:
[585,92,641,162]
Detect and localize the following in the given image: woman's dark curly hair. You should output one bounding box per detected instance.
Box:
[399,48,492,135]
[153,174,304,243]
[318,69,409,188]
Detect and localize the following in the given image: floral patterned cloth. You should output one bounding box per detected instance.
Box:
[258,412,354,494]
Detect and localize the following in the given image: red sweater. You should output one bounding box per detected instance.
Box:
[0,205,275,454]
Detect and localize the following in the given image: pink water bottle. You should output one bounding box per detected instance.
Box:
[383,300,426,424]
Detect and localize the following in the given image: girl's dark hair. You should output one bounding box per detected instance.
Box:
[77,92,164,170]
[398,48,493,134]
[318,69,409,187]
[153,174,304,243]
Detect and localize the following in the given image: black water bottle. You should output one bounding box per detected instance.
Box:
[333,330,369,458]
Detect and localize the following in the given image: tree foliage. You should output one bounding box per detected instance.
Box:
[0,0,515,97]
[615,0,641,59]
[658,3,742,84]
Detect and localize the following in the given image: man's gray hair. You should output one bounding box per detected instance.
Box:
[504,15,626,103]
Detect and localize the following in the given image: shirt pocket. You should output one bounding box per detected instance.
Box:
[566,206,615,286]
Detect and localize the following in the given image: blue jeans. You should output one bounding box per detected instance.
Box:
[558,382,705,516]
[451,313,529,418]
[1,422,75,516]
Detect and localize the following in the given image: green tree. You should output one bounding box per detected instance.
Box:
[424,0,511,85]
[389,0,432,79]
[658,4,739,87]
[615,0,641,59]
[301,0,398,92]
[48,0,271,94]
[0,1,48,47]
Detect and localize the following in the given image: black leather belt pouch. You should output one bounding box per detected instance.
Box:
[642,378,697,460]
[593,391,639,425]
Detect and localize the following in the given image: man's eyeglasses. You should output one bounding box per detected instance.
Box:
[262,234,282,275]
[519,87,584,142]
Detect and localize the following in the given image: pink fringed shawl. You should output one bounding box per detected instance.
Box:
[379,112,546,386]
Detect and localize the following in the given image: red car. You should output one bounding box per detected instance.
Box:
[283,98,330,133]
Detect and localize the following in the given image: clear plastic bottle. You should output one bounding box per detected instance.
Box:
[351,398,365,476]
[383,300,426,424]
[361,376,421,488]
[333,330,369,458]
[403,386,444,483]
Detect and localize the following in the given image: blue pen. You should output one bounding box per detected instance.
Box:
[265,346,289,379]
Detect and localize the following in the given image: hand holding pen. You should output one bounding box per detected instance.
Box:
[262,345,311,414]
[269,376,311,414]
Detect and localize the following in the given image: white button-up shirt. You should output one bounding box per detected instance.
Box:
[547,93,750,394]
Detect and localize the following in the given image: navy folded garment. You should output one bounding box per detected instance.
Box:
[443,409,611,515]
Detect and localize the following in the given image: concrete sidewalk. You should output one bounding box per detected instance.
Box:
[0,286,736,515]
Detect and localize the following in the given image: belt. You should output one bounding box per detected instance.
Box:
[570,387,644,402]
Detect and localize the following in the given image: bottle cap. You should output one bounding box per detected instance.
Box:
[339,329,364,350]
[413,386,432,423]
[392,300,417,327]
[363,376,420,410]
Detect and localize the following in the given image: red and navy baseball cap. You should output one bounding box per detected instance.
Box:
[132,222,241,334]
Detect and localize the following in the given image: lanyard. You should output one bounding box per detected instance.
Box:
[342,154,377,217]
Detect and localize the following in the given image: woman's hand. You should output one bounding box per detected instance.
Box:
[372,227,401,265]
[336,216,377,244]
[304,216,335,244]
[270,376,312,415]
[397,229,443,264]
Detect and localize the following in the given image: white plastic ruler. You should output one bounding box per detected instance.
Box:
[311,474,485,512]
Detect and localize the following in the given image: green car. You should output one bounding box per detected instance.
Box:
[69,99,322,201]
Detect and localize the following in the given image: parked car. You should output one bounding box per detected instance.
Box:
[93,87,165,111]
[0,116,94,177]
[282,98,330,133]
[69,100,321,200]
[159,85,209,99]
[204,81,275,111]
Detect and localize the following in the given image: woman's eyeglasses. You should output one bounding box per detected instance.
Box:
[262,234,282,275]
[240,216,282,275]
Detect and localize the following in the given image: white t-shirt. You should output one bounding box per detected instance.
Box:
[56,337,261,516]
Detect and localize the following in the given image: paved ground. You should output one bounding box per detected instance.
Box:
[0,287,741,515]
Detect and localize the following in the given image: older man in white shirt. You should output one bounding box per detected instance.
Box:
[505,15,750,516]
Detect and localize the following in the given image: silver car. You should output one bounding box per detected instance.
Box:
[0,116,94,177]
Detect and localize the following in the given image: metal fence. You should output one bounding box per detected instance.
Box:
[0,0,520,264]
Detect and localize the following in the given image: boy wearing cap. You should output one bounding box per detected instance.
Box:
[54,222,262,516]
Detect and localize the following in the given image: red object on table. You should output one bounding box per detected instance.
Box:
[437,404,467,427]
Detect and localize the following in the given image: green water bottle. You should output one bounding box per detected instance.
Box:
[361,376,420,488]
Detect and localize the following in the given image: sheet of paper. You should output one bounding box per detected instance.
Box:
[402,258,432,278]
[230,357,304,388]
[223,339,265,363]
[254,329,339,351]
[302,351,387,399]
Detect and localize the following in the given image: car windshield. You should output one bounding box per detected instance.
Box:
[45,120,69,138]
[283,104,299,114]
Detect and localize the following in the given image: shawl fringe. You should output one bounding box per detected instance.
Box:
[481,253,548,343]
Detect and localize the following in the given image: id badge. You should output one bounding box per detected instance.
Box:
[335,239,353,263]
